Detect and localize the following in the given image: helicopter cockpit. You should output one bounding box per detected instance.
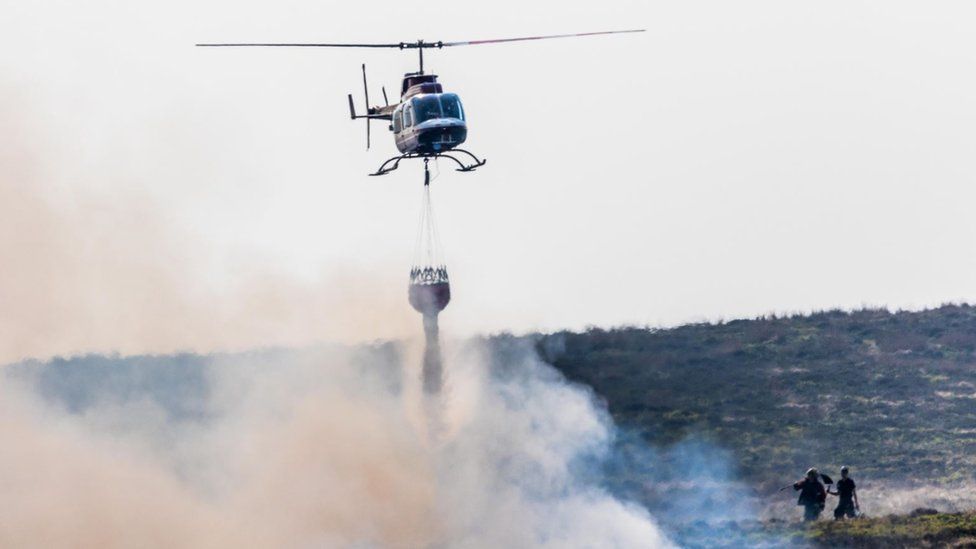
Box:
[413,93,465,122]
[393,93,468,154]
[394,93,465,130]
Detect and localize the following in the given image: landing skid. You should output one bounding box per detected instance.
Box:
[369,149,486,177]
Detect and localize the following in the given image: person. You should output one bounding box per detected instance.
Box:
[794,467,827,521]
[828,465,859,519]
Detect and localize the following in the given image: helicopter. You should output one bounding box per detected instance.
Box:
[197,30,644,181]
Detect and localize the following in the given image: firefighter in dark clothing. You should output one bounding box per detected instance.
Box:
[828,465,859,519]
[794,467,827,521]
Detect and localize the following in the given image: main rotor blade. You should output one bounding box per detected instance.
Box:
[197,30,645,49]
[196,42,403,48]
[440,29,644,47]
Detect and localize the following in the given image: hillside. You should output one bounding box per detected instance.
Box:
[7,304,976,545]
[539,304,976,495]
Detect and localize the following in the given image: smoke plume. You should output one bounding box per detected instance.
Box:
[1,338,674,548]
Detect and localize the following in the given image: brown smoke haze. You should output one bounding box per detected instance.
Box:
[0,90,416,364]
[0,341,671,548]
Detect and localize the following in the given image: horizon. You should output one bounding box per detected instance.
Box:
[9,301,973,366]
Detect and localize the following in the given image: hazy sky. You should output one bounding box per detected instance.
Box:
[2,0,975,360]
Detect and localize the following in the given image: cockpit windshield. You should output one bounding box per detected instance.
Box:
[412,96,442,124]
[410,94,466,123]
[440,93,464,120]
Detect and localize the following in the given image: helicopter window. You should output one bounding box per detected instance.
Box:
[404,105,413,127]
[393,110,402,132]
[440,94,464,120]
[412,95,442,123]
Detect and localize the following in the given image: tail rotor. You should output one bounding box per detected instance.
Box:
[362,64,371,149]
[347,64,375,150]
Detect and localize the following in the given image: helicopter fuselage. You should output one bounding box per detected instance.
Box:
[362,73,468,156]
[391,95,467,154]
[360,71,484,176]
[371,73,469,155]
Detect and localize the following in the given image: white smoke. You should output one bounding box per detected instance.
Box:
[0,338,673,548]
